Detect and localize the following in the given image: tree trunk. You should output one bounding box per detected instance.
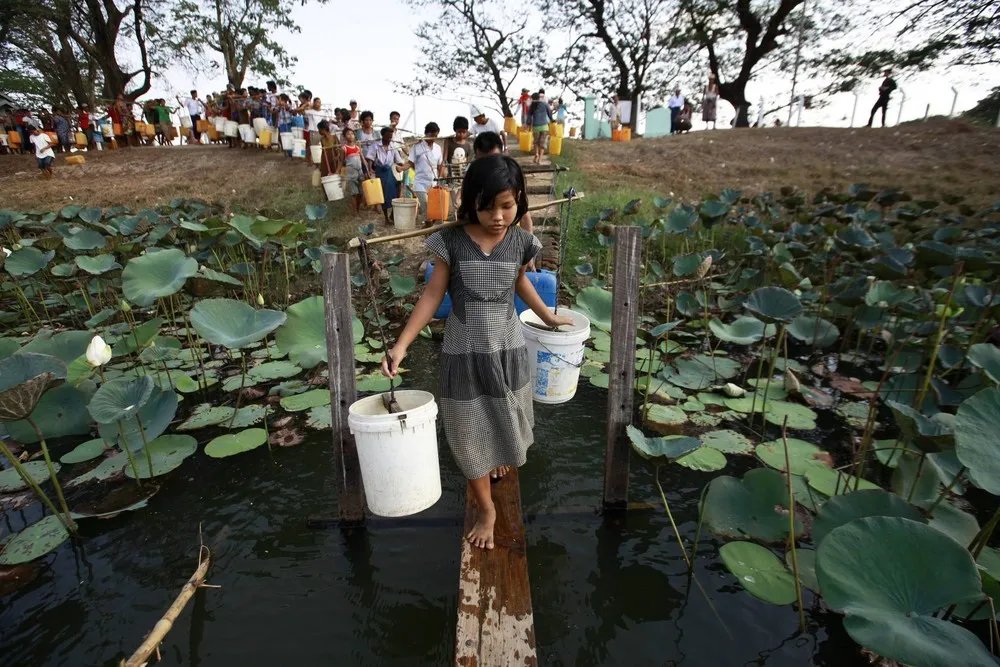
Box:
[720,80,751,127]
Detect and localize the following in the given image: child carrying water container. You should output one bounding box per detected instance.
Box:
[381,155,572,550]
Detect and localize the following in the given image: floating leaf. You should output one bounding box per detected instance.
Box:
[204,428,268,458]
[787,316,840,348]
[700,429,754,454]
[355,372,396,393]
[279,389,331,412]
[701,468,802,542]
[59,438,106,464]
[226,404,271,428]
[625,425,698,464]
[0,461,54,492]
[805,465,878,497]
[676,447,727,472]
[125,434,197,478]
[643,404,688,432]
[121,249,199,306]
[756,438,830,475]
[574,287,613,332]
[720,541,797,605]
[190,298,287,349]
[305,405,332,429]
[177,404,236,430]
[75,254,121,275]
[709,316,766,345]
[745,287,802,324]
[812,489,926,547]
[0,515,70,565]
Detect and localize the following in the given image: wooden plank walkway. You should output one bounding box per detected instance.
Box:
[455,469,537,666]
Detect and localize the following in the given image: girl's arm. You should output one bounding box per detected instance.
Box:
[382,262,450,376]
[516,267,571,327]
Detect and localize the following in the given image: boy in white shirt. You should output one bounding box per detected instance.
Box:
[404,122,444,223]
[30,125,55,179]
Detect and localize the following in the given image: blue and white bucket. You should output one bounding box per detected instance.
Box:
[519,307,590,404]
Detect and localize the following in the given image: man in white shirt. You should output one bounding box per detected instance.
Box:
[404,122,444,222]
[668,88,685,134]
[469,106,505,150]
[30,125,55,179]
[181,90,206,143]
[304,98,329,145]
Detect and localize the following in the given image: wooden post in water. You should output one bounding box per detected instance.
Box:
[322,252,365,524]
[603,226,642,511]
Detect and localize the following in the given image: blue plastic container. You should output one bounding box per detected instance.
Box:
[425,263,557,320]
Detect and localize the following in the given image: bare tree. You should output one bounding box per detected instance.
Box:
[399,0,530,118]
[890,0,1000,66]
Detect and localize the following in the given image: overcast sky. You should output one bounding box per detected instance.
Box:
[148,0,1000,133]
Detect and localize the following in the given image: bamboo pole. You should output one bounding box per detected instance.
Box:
[347,192,585,248]
[121,546,214,667]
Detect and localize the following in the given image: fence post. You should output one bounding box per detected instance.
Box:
[924,103,931,121]
[322,252,365,524]
[950,87,959,117]
[851,91,860,127]
[603,226,642,511]
[796,95,805,126]
[896,89,906,126]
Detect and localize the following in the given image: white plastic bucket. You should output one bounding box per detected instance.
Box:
[280,132,293,150]
[224,120,238,137]
[392,198,418,230]
[310,144,322,164]
[238,124,255,142]
[252,117,268,134]
[291,126,304,140]
[519,308,591,404]
[291,138,307,159]
[348,390,441,517]
[270,127,279,145]
[322,174,345,201]
[214,117,225,132]
[180,114,193,129]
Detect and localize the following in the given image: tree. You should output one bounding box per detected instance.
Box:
[541,0,694,130]
[399,0,530,118]
[889,0,1000,67]
[166,0,300,89]
[963,86,1000,125]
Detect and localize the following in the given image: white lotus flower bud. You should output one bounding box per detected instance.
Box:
[721,383,746,397]
[0,247,10,258]
[257,294,265,306]
[86,335,112,367]
[866,275,876,284]
[120,300,132,312]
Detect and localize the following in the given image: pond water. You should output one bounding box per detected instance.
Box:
[0,338,868,667]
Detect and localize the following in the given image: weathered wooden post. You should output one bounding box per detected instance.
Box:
[603,226,642,511]
[322,252,365,524]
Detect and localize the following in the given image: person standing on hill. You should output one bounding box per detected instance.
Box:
[443,116,473,214]
[867,70,897,128]
[527,92,553,164]
[365,127,405,225]
[608,93,622,131]
[469,107,505,150]
[181,90,206,143]
[668,88,685,134]
[405,121,445,223]
[517,88,531,128]
[30,124,55,179]
[702,73,720,130]
[155,99,175,146]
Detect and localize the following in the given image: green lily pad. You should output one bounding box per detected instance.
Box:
[812,489,926,547]
[643,404,688,431]
[805,465,878,497]
[356,372,396,393]
[709,316,766,345]
[4,384,95,443]
[59,438,107,464]
[125,434,197,478]
[574,287,612,332]
[764,401,818,430]
[967,344,1000,384]
[626,425,699,464]
[269,380,310,397]
[720,541,797,605]
[249,360,301,382]
[198,266,242,286]
[75,254,121,275]
[787,548,820,593]
[0,460,54,492]
[690,412,724,427]
[279,389,331,412]
[745,287,802,324]
[305,405,332,429]
[701,468,802,543]
[700,429,754,454]
[676,446,727,472]
[177,404,236,430]
[928,501,980,548]
[0,352,68,422]
[816,516,993,667]
[87,375,155,424]
[18,331,93,364]
[837,401,872,430]
[5,247,55,277]
[204,428,268,458]
[191,299,287,349]
[63,228,106,251]
[0,515,71,565]
[787,316,839,348]
[96,385,178,451]
[66,451,128,485]
[273,296,332,369]
[389,274,417,297]
[121,248,199,306]
[955,387,1000,495]
[888,401,954,453]
[225,404,272,429]
[756,438,830,475]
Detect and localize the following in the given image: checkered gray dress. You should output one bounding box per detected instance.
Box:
[425,226,542,480]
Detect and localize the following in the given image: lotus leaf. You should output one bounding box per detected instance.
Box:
[389,274,417,297]
[121,249,199,306]
[87,376,154,424]
[709,316,766,345]
[701,468,802,542]
[764,401,818,430]
[269,381,310,397]
[97,385,177,451]
[625,425,698,464]
[51,263,76,277]
[63,228,106,251]
[672,253,706,277]
[643,404,687,431]
[817,516,993,667]
[0,460,54,492]
[835,225,876,249]
[787,316,839,348]
[248,360,301,382]
[177,404,236,430]
[700,429,754,454]
[305,204,328,220]
[967,344,1000,384]
[205,428,268,458]
[805,465,878,497]
[720,541,797,605]
[949,387,1000,495]
[756,438,830,476]
[356,372,396,393]
[198,266,242,286]
[666,206,698,232]
[226,404,271,428]
[190,298,287,349]
[59,438,106,464]
[0,353,67,422]
[124,434,197,479]
[0,515,71,565]
[574,263,593,275]
[676,446,727,472]
[4,383,95,443]
[306,405,332,429]
[744,287,802,324]
[812,489,925,547]
[927,501,980,548]
[273,297,341,369]
[888,401,954,452]
[75,254,121,274]
[279,389,331,412]
[5,247,55,277]
[574,287,613,332]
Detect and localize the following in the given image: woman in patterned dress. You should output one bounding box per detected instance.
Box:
[382,155,572,549]
[702,73,720,130]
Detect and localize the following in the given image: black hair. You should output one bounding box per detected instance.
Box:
[343,126,355,139]
[539,88,545,94]
[531,92,540,101]
[360,110,374,122]
[266,80,276,90]
[190,90,197,96]
[424,122,440,135]
[453,116,469,131]
[301,90,312,100]
[279,93,290,102]
[389,110,400,119]
[318,120,330,132]
[473,131,504,156]
[458,154,527,224]
[380,126,393,137]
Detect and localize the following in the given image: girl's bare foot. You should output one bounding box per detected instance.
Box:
[490,466,510,480]
[466,501,496,550]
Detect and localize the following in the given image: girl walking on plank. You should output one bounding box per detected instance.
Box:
[381,155,572,550]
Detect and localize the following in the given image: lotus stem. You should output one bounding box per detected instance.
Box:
[281,245,291,309]
[135,414,155,478]
[906,452,927,503]
[642,339,655,419]
[688,483,710,574]
[26,417,76,531]
[116,421,144,487]
[0,439,75,533]
[839,307,856,353]
[654,465,691,570]
[77,283,94,318]
[174,294,210,391]
[759,325,787,433]
[915,265,963,411]
[227,353,247,429]
[748,337,768,436]
[781,416,806,632]
[970,503,1000,560]
[926,466,967,515]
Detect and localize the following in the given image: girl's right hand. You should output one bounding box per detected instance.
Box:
[381,346,406,378]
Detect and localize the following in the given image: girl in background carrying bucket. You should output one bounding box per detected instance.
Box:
[382,155,572,550]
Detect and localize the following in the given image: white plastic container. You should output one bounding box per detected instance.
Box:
[280,132,293,150]
[224,120,238,137]
[291,138,307,159]
[291,126,304,140]
[392,198,418,230]
[238,124,255,142]
[322,174,345,201]
[310,144,322,164]
[180,114,193,129]
[270,127,279,145]
[519,307,591,404]
[348,390,441,517]
[252,117,268,134]
[214,117,225,132]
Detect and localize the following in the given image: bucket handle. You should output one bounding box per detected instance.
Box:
[537,340,585,369]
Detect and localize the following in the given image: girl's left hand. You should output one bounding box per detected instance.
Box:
[545,313,574,328]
